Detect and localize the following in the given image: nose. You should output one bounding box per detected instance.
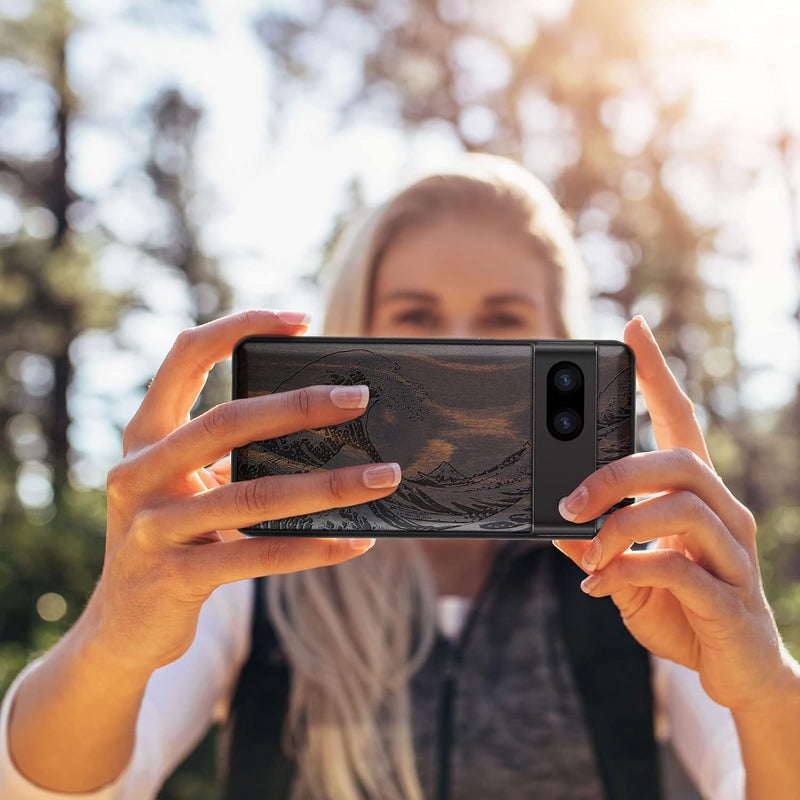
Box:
[435,319,475,339]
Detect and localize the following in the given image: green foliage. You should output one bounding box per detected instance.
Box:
[756,502,800,661]
[1,3,230,795]
[0,485,106,696]
[158,729,223,800]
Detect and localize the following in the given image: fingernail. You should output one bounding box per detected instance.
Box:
[581,537,602,572]
[552,540,565,554]
[559,486,588,521]
[580,573,601,594]
[277,310,312,326]
[634,314,653,336]
[330,385,369,409]
[349,538,376,552]
[363,463,402,489]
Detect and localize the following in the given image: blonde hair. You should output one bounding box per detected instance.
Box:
[266,154,591,800]
[323,153,591,338]
[267,543,437,800]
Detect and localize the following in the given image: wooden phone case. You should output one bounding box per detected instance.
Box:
[232,338,634,538]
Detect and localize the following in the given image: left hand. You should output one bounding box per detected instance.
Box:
[553,315,796,714]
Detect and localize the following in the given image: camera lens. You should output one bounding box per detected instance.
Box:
[552,364,582,394]
[552,408,582,438]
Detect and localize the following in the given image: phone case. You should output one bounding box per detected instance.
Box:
[232,337,634,538]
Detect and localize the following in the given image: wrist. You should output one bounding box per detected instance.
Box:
[728,653,800,800]
[730,650,800,722]
[75,631,155,686]
[71,593,157,683]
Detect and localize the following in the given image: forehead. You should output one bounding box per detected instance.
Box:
[374,218,548,300]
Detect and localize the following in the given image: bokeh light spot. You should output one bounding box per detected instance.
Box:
[36,593,68,622]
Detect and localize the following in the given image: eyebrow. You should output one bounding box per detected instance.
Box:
[484,294,543,308]
[379,290,542,308]
[379,291,438,304]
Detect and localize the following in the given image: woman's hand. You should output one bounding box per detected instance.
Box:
[553,315,798,715]
[86,310,401,674]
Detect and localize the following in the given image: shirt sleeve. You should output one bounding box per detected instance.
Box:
[0,578,254,800]
[651,654,745,800]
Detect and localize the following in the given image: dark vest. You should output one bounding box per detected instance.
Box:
[219,544,661,800]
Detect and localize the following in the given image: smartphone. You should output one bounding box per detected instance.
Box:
[232,337,634,539]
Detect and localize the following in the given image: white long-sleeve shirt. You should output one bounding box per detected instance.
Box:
[0,579,745,799]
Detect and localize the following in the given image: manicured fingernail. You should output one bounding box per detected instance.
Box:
[559,486,588,521]
[277,310,312,326]
[580,573,601,594]
[363,463,402,489]
[633,314,653,336]
[330,385,369,409]
[552,540,565,554]
[581,537,602,572]
[349,538,376,552]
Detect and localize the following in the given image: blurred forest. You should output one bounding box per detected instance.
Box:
[2,0,800,798]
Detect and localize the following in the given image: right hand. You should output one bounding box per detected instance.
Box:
[84,310,400,673]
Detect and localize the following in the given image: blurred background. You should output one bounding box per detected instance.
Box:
[2,0,800,797]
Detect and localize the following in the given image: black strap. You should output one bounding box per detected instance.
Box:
[222,576,295,800]
[557,555,662,800]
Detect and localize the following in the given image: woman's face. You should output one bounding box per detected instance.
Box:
[367,217,559,339]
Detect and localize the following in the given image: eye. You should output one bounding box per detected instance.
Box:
[392,308,442,329]
[479,312,527,330]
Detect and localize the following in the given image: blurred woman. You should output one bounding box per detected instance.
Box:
[2,155,799,800]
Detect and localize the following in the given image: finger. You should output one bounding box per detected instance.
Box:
[578,491,750,585]
[190,535,377,590]
[198,455,241,542]
[558,448,755,547]
[203,455,231,489]
[623,316,712,467]
[125,309,310,450]
[552,538,593,568]
[143,462,402,543]
[203,456,242,543]
[141,384,370,480]
[578,548,731,622]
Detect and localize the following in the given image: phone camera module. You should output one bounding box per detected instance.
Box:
[546,361,584,441]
